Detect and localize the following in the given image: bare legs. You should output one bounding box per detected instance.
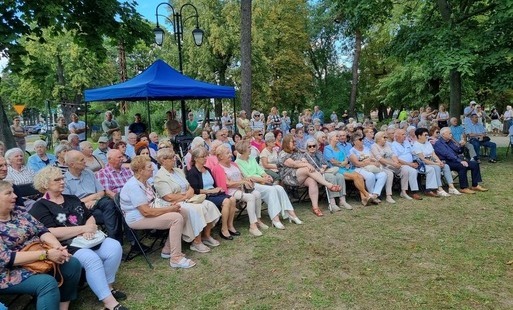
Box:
[344,172,372,205]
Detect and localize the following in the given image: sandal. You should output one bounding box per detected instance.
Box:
[170,257,196,269]
[312,207,324,217]
[328,184,341,192]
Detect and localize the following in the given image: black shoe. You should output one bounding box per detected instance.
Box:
[229,229,241,236]
[220,232,234,240]
[111,289,127,301]
[105,304,128,310]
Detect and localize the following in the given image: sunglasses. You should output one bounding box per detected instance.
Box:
[307,145,316,148]
[254,115,260,117]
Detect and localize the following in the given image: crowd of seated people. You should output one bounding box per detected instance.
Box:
[1,103,503,308]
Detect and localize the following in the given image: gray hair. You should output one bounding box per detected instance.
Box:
[68,133,79,142]
[79,141,91,150]
[306,137,317,146]
[33,140,47,149]
[54,144,70,157]
[327,131,338,141]
[440,127,451,135]
[264,132,275,143]
[4,148,24,164]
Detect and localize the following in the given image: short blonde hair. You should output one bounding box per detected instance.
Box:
[234,141,249,154]
[33,166,63,193]
[156,148,176,165]
[130,155,151,175]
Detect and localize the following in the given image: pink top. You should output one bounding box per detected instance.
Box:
[205,155,219,170]
[210,162,241,195]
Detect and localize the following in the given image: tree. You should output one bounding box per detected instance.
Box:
[240,0,252,115]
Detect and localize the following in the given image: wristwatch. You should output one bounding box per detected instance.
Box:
[39,250,48,261]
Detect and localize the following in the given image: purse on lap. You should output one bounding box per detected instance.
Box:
[70,230,106,249]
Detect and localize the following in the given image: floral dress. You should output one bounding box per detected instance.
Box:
[277,151,305,186]
[29,194,92,254]
[0,208,49,288]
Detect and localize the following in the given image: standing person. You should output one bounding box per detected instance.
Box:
[102,111,120,140]
[463,101,477,128]
[186,112,199,136]
[10,116,27,152]
[128,113,147,136]
[312,106,325,125]
[68,113,87,142]
[436,104,450,128]
[221,111,234,134]
[249,111,265,131]
[53,116,70,144]
[266,107,281,131]
[280,111,291,134]
[489,107,502,136]
[503,105,513,133]
[236,110,251,138]
[165,110,182,139]
[0,180,82,310]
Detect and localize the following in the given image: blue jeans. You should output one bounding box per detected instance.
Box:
[469,138,497,160]
[0,257,81,310]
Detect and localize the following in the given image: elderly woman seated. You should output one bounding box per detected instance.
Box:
[120,156,195,268]
[5,148,35,186]
[235,141,302,229]
[304,137,353,211]
[278,134,342,217]
[80,141,105,173]
[186,147,238,241]
[259,133,281,182]
[413,127,459,196]
[0,180,82,310]
[348,133,387,203]
[27,140,56,173]
[53,143,71,174]
[370,131,412,202]
[211,145,267,237]
[154,148,221,253]
[29,167,128,310]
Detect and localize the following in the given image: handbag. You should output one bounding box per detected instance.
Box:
[242,183,254,193]
[70,230,106,249]
[363,165,383,174]
[186,194,206,204]
[20,241,63,286]
[151,197,171,208]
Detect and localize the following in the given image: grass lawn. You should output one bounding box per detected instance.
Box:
[12,149,513,309]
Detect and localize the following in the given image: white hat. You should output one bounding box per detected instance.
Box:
[470,100,477,105]
[98,136,109,143]
[296,123,304,129]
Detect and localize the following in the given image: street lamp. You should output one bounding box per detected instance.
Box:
[154,2,204,135]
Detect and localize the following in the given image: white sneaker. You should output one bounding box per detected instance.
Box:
[437,190,451,197]
[340,202,353,210]
[386,196,396,204]
[201,237,220,247]
[190,242,210,253]
[400,192,413,200]
[330,205,341,212]
[448,188,461,195]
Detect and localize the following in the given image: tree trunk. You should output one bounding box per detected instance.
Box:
[449,69,462,118]
[240,0,252,115]
[118,40,128,114]
[55,54,76,122]
[349,29,362,118]
[428,78,441,110]
[0,99,16,149]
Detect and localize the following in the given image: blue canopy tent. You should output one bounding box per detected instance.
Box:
[83,59,236,133]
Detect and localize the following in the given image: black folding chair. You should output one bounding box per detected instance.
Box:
[113,194,155,269]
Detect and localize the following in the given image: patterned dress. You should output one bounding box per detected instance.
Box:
[277,151,305,186]
[0,208,49,288]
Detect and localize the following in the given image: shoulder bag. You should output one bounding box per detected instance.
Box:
[20,241,63,286]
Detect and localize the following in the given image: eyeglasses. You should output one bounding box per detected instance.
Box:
[254,115,260,117]
[307,145,316,148]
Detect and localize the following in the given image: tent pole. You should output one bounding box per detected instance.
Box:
[146,98,151,133]
[233,98,237,135]
[84,101,88,141]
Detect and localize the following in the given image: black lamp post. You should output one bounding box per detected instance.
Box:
[154,2,204,136]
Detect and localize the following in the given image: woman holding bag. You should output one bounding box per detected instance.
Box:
[29,166,128,310]
[0,180,81,310]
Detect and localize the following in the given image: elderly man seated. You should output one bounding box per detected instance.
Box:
[63,150,124,243]
[449,117,477,161]
[465,114,497,163]
[434,127,487,194]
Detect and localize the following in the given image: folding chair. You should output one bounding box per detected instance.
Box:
[113,194,156,269]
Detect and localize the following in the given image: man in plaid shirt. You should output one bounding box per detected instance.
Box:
[97,149,134,198]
